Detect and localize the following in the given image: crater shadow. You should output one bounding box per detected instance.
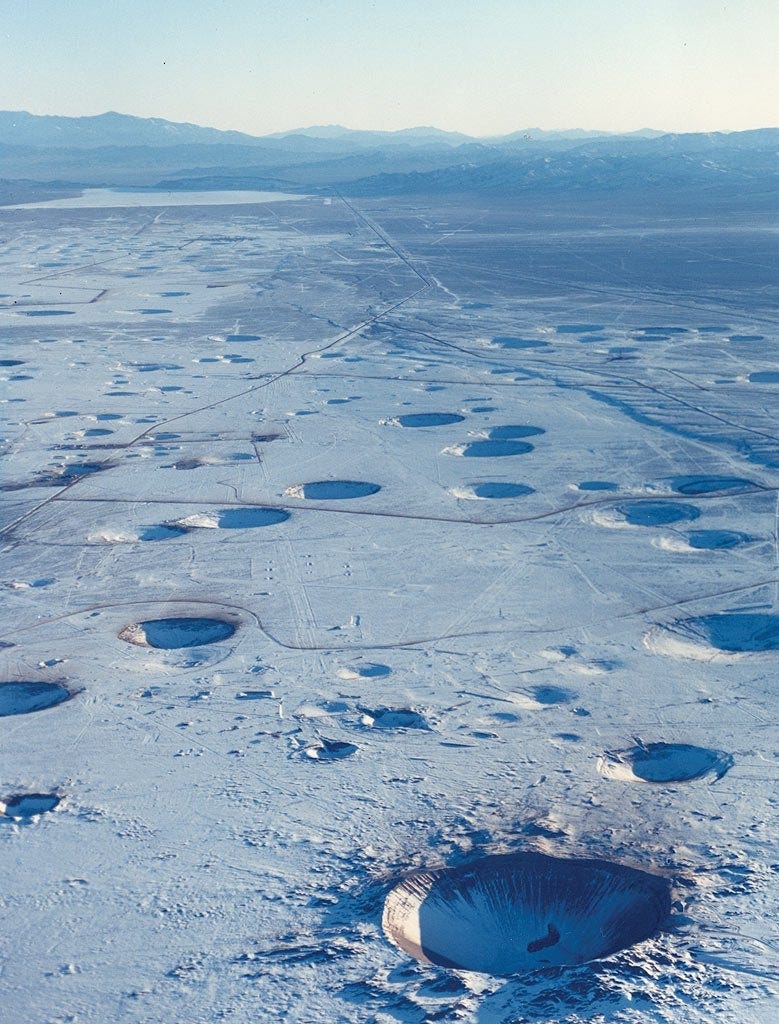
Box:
[396,413,465,428]
[217,507,290,529]
[289,480,381,500]
[383,851,671,977]
[2,793,60,817]
[119,617,237,649]
[458,440,534,458]
[616,501,700,527]
[598,742,733,783]
[680,612,779,653]
[0,681,73,717]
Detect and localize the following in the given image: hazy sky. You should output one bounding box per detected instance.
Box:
[1,1,776,135]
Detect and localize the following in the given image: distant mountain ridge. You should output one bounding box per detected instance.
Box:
[0,109,674,150]
[0,110,775,199]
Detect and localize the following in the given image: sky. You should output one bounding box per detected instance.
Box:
[0,0,776,136]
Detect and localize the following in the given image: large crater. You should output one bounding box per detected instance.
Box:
[383,851,671,977]
[118,617,237,649]
[0,681,73,717]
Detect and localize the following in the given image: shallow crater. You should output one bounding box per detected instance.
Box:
[285,480,381,500]
[394,412,465,428]
[383,851,671,976]
[2,792,61,818]
[615,501,700,527]
[0,681,73,717]
[598,742,733,783]
[118,617,237,649]
[670,475,757,495]
[446,440,534,458]
[360,707,429,730]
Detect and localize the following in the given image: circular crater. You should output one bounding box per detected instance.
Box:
[361,707,429,730]
[138,524,190,542]
[303,737,358,762]
[383,851,671,977]
[681,612,779,654]
[0,681,73,718]
[616,501,700,527]
[556,323,605,334]
[286,480,381,500]
[216,507,290,529]
[2,792,61,818]
[467,482,534,499]
[670,475,756,495]
[449,440,534,459]
[492,336,549,350]
[336,663,391,680]
[686,530,750,551]
[118,617,237,650]
[530,685,575,706]
[577,480,618,492]
[598,742,733,783]
[488,424,545,439]
[396,413,465,428]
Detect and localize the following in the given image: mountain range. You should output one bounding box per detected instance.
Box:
[0,110,775,199]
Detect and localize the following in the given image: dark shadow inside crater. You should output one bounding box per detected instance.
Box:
[617,501,699,527]
[298,480,380,499]
[383,851,671,977]
[3,792,60,817]
[686,530,749,550]
[217,507,290,529]
[397,413,465,428]
[471,482,534,499]
[0,681,73,717]
[488,425,545,439]
[461,440,534,458]
[138,524,190,542]
[119,617,236,649]
[606,742,733,783]
[670,475,756,495]
[680,612,779,653]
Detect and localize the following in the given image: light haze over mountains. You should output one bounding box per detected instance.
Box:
[0,109,775,200]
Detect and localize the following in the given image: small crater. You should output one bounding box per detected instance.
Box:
[577,480,618,491]
[303,738,358,762]
[598,742,733,783]
[686,530,750,550]
[446,440,534,458]
[2,792,61,818]
[361,707,429,730]
[119,617,237,650]
[138,524,189,542]
[394,413,465,428]
[615,501,700,527]
[529,685,575,706]
[492,337,549,350]
[488,424,545,439]
[465,482,534,499]
[0,681,73,718]
[670,475,756,495]
[649,612,779,658]
[286,480,381,500]
[556,324,605,334]
[20,309,75,317]
[336,663,391,680]
[383,851,671,976]
[680,612,779,654]
[216,507,290,529]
